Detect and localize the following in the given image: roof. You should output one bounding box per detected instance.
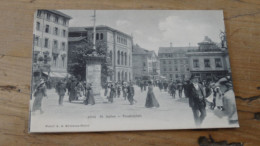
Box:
[68,36,86,42]
[45,10,72,19]
[69,27,88,32]
[132,44,149,54]
[158,46,198,54]
[69,25,132,38]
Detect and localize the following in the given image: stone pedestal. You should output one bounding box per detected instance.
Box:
[85,55,105,103]
[86,62,101,95]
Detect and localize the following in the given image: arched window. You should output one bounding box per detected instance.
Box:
[125,53,127,66]
[96,33,99,40]
[121,71,124,82]
[109,50,112,64]
[117,51,120,65]
[125,72,127,81]
[118,72,120,81]
[100,33,103,40]
[121,52,124,65]
[129,56,131,66]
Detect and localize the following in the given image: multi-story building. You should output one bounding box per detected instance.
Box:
[132,44,160,80]
[68,25,133,82]
[33,10,71,77]
[158,43,193,81]
[186,36,229,81]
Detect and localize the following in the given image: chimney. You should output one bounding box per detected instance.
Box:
[170,42,172,47]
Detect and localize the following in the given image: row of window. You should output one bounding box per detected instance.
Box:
[37,10,67,26]
[116,51,130,66]
[33,53,66,68]
[159,53,185,58]
[34,36,66,51]
[117,36,127,45]
[162,67,189,72]
[36,22,67,37]
[163,74,186,79]
[91,33,104,40]
[193,58,222,68]
[162,59,188,64]
[117,71,131,81]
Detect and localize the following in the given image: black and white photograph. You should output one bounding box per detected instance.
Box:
[29,10,239,132]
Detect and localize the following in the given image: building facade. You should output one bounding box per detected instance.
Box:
[158,43,192,81]
[33,10,71,76]
[132,44,160,80]
[186,36,229,81]
[68,25,133,82]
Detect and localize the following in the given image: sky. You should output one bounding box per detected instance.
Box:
[60,10,225,54]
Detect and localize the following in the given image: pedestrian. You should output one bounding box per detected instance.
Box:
[177,82,183,98]
[127,82,135,105]
[183,81,189,98]
[84,83,95,105]
[143,81,147,91]
[186,76,206,126]
[32,79,47,114]
[108,84,115,103]
[122,82,127,100]
[170,82,176,98]
[140,80,144,92]
[117,83,121,98]
[145,81,160,108]
[158,81,163,91]
[214,87,224,110]
[56,79,67,106]
[69,78,77,102]
[163,81,168,92]
[104,82,108,97]
[66,77,72,96]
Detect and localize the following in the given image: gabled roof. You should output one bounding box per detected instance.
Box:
[158,46,198,54]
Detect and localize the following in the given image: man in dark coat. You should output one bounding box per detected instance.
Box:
[186,76,206,126]
[177,82,183,98]
[127,82,135,105]
[56,79,67,106]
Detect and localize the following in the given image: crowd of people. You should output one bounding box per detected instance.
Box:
[31,74,238,126]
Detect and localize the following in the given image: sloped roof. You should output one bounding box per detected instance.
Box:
[46,10,72,19]
[69,25,132,38]
[158,46,198,54]
[69,27,88,32]
[132,44,149,54]
[68,36,86,42]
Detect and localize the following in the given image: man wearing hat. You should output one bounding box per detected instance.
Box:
[186,75,206,126]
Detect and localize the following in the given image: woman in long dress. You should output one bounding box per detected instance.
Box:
[108,84,115,103]
[214,87,224,110]
[84,83,95,105]
[145,81,160,108]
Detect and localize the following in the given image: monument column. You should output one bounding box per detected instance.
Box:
[85,55,104,96]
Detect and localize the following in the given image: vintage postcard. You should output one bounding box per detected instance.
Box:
[29,10,239,132]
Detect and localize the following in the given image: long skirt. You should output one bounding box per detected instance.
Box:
[108,92,114,102]
[84,95,95,105]
[69,90,77,102]
[127,94,134,104]
[145,92,160,108]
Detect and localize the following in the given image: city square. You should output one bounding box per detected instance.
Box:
[30,10,239,132]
